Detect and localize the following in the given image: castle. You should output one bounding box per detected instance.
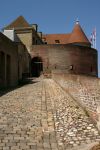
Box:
[0,16,98,88]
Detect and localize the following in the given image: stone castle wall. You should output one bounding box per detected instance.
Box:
[31,44,98,76]
[0,33,18,88]
[17,43,30,80]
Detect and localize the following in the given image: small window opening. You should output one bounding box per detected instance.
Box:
[69,65,73,70]
[55,40,60,44]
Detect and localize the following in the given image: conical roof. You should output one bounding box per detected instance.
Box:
[68,21,91,46]
[4,16,30,29]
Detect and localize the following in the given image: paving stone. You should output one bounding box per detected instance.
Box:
[0,77,100,150]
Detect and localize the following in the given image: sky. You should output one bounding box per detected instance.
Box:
[0,0,100,76]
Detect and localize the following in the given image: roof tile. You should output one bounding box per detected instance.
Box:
[68,22,91,45]
[4,16,30,29]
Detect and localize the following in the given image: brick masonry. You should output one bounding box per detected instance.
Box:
[31,44,98,76]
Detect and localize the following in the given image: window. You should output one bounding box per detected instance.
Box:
[69,65,73,70]
[55,40,60,44]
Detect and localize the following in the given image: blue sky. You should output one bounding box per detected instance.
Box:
[0,0,100,76]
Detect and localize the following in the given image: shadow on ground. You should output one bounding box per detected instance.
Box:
[0,78,38,97]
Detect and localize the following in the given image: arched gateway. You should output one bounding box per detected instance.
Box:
[31,57,43,77]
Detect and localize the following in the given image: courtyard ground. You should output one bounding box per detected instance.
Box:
[0,77,100,150]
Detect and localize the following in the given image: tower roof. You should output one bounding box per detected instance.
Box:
[4,16,30,29]
[68,21,91,46]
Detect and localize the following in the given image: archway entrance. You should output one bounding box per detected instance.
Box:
[31,57,43,77]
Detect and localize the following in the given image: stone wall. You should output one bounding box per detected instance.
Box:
[17,43,30,80]
[15,29,43,53]
[0,33,18,88]
[16,32,32,52]
[31,44,98,76]
[52,73,100,130]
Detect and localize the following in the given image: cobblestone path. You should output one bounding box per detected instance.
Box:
[0,78,100,150]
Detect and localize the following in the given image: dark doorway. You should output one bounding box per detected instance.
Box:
[0,52,5,87]
[6,55,11,86]
[31,57,43,77]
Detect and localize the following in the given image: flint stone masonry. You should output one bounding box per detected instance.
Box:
[0,77,100,150]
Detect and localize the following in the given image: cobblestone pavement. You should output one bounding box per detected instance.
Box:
[52,74,100,117]
[0,78,100,150]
